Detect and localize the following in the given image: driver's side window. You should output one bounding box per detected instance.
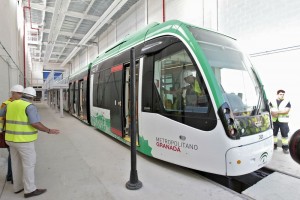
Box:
[154,49,208,113]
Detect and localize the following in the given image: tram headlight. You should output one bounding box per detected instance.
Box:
[218,102,240,140]
[223,108,230,114]
[228,126,237,136]
[227,118,233,125]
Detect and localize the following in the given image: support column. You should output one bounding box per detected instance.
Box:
[47,91,49,105]
[60,88,64,118]
[51,91,54,109]
[42,90,45,101]
[55,90,58,113]
[47,90,52,108]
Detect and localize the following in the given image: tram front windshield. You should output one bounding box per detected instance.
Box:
[189,27,266,116]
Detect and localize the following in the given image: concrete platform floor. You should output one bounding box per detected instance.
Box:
[266,145,300,178]
[243,172,300,200]
[0,103,245,200]
[266,134,300,178]
[246,137,300,200]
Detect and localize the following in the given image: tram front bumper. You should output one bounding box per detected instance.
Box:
[225,136,273,176]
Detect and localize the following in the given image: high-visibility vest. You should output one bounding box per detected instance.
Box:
[193,80,202,95]
[0,99,12,132]
[270,99,290,123]
[5,99,38,142]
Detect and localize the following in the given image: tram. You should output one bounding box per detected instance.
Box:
[60,20,273,176]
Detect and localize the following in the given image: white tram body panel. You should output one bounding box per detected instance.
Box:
[139,112,273,176]
[226,132,273,176]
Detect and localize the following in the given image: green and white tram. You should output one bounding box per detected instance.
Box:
[66,20,273,176]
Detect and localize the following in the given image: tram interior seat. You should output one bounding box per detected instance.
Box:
[164,99,173,109]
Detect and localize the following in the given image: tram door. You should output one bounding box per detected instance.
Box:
[74,81,79,116]
[79,79,84,118]
[110,64,124,137]
[69,82,75,114]
[124,62,140,142]
[110,62,140,141]
[82,77,88,120]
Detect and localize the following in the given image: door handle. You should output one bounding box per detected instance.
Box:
[118,101,122,106]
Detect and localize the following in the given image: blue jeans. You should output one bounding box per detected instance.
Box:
[7,147,12,181]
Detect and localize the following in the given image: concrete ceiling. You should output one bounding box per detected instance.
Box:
[25,0,139,67]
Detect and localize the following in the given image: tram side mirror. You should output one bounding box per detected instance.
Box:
[141,41,165,55]
[289,129,300,165]
[141,38,180,55]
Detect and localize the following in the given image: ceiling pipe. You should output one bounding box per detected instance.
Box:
[24,0,40,35]
[23,7,27,86]
[162,0,165,22]
[22,0,40,86]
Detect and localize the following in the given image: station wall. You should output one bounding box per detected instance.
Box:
[0,0,27,103]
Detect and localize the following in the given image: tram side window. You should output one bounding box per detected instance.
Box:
[93,69,111,108]
[82,80,87,116]
[93,73,99,107]
[154,49,209,113]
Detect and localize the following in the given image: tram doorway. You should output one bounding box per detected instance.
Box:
[123,62,140,144]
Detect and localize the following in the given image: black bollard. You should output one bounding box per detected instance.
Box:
[289,129,300,165]
[126,47,142,190]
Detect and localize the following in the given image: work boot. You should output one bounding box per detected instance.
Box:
[24,189,47,198]
[283,148,289,154]
[274,144,277,150]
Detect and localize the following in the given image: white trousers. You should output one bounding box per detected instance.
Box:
[6,141,37,193]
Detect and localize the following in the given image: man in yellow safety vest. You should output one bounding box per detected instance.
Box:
[270,89,291,154]
[0,84,24,183]
[0,87,60,198]
[182,70,204,107]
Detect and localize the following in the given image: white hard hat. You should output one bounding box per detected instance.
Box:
[183,70,195,78]
[10,85,24,93]
[23,87,36,97]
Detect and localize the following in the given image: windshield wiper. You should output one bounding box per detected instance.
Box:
[251,85,263,116]
[250,68,265,116]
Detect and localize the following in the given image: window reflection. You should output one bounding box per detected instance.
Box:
[154,50,208,113]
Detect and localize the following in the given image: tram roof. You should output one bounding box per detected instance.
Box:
[90,20,234,67]
[91,20,183,66]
